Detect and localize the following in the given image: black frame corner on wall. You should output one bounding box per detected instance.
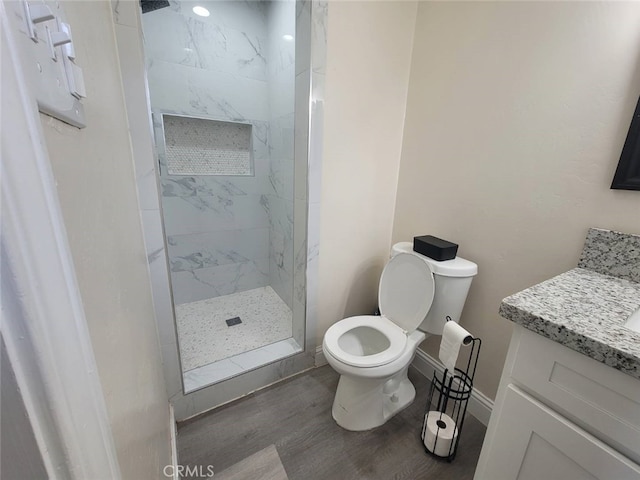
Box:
[611,96,640,191]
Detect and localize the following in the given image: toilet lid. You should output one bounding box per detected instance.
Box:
[379,252,435,332]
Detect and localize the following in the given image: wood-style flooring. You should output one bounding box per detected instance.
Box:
[177,366,486,480]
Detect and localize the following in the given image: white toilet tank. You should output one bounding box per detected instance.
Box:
[391,242,477,335]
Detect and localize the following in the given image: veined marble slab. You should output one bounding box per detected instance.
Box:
[171,259,269,305]
[167,228,269,272]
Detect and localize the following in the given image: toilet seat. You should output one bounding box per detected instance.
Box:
[323,253,436,369]
[324,315,408,367]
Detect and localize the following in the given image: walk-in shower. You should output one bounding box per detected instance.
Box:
[141,0,305,393]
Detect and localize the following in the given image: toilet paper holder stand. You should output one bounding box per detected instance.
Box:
[421,320,481,462]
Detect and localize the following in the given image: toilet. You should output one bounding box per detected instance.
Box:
[322,242,477,431]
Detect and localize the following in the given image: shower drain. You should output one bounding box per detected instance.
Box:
[225,316,242,327]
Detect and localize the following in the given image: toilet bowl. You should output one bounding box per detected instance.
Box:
[322,243,477,431]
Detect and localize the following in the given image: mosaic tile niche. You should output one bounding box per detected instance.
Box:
[163,115,253,177]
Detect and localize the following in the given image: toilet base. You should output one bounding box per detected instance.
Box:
[331,366,416,431]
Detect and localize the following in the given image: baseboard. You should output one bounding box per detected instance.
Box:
[411,349,493,427]
[315,345,327,367]
[169,404,178,480]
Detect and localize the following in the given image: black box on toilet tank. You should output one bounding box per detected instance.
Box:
[413,235,458,261]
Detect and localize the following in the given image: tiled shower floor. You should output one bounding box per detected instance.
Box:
[176,286,299,392]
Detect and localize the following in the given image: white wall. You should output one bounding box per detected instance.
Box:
[40,1,172,477]
[393,1,640,400]
[1,340,48,479]
[316,1,418,344]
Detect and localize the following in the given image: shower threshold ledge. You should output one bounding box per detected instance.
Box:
[183,337,303,393]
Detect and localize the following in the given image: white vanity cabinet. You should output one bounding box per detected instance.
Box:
[474,325,640,480]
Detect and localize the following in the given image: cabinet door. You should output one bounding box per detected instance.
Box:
[477,385,640,480]
[510,327,640,463]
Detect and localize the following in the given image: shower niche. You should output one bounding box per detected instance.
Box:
[163,115,254,177]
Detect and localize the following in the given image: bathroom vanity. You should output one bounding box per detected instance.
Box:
[475,229,640,480]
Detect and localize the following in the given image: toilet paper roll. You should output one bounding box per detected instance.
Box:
[423,411,458,457]
[438,321,473,373]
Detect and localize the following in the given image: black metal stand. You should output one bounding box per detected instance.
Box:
[421,327,481,462]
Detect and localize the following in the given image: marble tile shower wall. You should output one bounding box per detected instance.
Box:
[116,0,325,417]
[298,0,326,351]
[142,1,296,306]
[267,0,296,309]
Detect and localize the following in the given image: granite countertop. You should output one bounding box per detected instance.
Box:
[499,228,640,380]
